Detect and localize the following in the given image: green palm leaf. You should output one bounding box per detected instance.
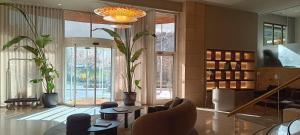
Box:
[36,34,52,48]
[114,38,127,54]
[22,45,38,56]
[101,28,121,39]
[130,62,141,73]
[131,48,143,62]
[2,36,31,50]
[135,80,142,89]
[30,79,43,83]
[133,31,150,43]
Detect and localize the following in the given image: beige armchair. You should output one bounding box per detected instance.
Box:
[132,99,197,135]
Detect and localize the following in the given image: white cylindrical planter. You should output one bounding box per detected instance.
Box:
[212,88,235,112]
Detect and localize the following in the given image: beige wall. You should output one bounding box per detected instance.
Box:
[205,5,258,51]
[183,2,206,107]
[182,2,258,107]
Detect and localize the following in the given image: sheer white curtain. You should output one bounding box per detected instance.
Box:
[0,4,64,106]
[113,10,156,105]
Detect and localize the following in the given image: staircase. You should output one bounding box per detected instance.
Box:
[226,76,300,135]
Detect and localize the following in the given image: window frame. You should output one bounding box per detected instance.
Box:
[64,10,114,39]
[154,11,177,101]
[263,22,287,46]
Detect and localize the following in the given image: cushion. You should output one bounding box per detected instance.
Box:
[148,106,169,113]
[169,97,183,109]
[164,100,173,108]
[100,102,118,109]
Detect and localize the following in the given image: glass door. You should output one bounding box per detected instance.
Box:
[64,45,112,106]
[75,47,95,105]
[95,47,112,104]
[64,47,75,105]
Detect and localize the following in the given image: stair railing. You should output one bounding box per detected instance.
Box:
[228,75,300,117]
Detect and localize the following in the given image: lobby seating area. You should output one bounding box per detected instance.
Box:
[2,0,300,135]
[62,97,196,135]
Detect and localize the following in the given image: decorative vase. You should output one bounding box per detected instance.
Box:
[221,71,226,80]
[42,93,58,108]
[224,62,231,70]
[236,63,241,70]
[123,92,136,106]
[210,71,215,80]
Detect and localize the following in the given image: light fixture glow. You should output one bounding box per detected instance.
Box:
[94,6,146,23]
[110,24,132,29]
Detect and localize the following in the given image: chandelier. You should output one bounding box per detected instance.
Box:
[94,6,146,23]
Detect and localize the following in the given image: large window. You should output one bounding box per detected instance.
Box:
[155,12,176,100]
[64,10,113,39]
[263,23,287,45]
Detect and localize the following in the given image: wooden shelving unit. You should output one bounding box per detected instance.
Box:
[206,49,256,91]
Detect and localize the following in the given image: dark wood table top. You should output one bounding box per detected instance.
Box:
[99,106,143,114]
[88,119,120,132]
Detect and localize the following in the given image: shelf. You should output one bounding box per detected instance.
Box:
[206,49,256,91]
[206,89,254,91]
[206,69,255,71]
[206,60,255,62]
[206,79,255,82]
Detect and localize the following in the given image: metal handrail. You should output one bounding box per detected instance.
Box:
[228,75,300,117]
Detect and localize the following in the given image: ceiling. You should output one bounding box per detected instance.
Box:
[273,5,300,17]
[9,0,119,12]
[7,0,300,17]
[171,0,300,16]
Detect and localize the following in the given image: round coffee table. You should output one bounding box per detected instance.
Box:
[88,119,120,135]
[99,106,143,128]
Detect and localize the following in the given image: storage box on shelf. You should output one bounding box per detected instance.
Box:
[206,49,256,91]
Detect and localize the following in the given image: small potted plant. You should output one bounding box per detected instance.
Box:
[101,28,155,106]
[1,2,59,108]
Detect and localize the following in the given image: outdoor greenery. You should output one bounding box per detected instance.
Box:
[0,2,59,93]
[101,28,155,93]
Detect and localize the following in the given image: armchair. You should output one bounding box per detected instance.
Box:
[132,99,197,135]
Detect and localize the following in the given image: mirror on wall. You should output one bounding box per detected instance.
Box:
[258,6,300,68]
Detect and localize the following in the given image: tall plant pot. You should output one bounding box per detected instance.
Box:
[123,92,136,106]
[42,93,58,108]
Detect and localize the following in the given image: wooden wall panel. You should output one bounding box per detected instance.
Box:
[184,2,206,107]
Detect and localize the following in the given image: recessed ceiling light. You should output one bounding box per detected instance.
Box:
[58,3,62,6]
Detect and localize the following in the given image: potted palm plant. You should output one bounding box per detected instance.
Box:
[1,2,59,108]
[101,28,155,106]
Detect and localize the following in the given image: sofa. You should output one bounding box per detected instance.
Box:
[132,98,197,135]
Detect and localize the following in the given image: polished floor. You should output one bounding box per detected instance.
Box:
[0,106,267,135]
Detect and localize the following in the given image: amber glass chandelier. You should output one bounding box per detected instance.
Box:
[94,6,146,23]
